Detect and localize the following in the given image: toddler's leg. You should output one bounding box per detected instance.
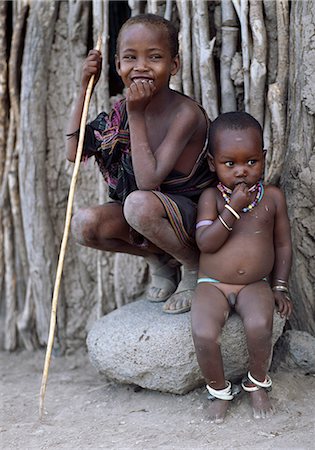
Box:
[191,283,231,423]
[123,191,199,313]
[236,281,275,418]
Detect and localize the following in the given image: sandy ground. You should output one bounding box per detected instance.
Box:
[1,349,314,450]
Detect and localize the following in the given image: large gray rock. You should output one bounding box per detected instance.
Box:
[87,299,285,394]
[272,330,315,373]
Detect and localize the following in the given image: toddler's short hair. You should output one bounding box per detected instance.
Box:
[209,112,263,155]
[117,13,179,58]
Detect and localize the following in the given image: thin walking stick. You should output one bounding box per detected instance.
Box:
[39,35,102,419]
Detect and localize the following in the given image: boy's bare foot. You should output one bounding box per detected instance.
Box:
[242,372,274,419]
[163,268,197,314]
[205,381,236,423]
[207,399,230,424]
[145,254,180,302]
[249,390,274,419]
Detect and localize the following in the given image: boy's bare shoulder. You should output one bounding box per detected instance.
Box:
[172,91,205,121]
[199,186,218,202]
[264,184,285,197]
[264,184,287,207]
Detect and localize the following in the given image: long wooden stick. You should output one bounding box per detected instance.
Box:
[39,35,102,419]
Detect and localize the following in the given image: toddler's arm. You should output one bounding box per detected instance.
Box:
[270,186,292,318]
[65,50,102,162]
[196,183,251,253]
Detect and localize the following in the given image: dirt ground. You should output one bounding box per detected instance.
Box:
[1,349,314,450]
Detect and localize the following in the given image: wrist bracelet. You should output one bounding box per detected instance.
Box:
[274,279,288,285]
[272,285,289,293]
[224,204,241,220]
[218,214,232,232]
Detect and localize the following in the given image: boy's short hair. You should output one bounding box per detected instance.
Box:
[209,112,263,155]
[116,13,179,58]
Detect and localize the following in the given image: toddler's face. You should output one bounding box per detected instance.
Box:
[210,127,265,189]
[115,23,179,92]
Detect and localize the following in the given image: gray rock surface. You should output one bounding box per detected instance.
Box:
[87,299,285,394]
[272,330,315,373]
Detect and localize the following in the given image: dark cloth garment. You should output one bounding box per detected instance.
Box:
[77,98,217,247]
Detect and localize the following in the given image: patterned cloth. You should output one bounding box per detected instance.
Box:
[79,98,217,247]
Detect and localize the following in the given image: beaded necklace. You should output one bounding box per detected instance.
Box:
[217,180,264,213]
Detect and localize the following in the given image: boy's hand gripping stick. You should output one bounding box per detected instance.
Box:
[39,35,102,419]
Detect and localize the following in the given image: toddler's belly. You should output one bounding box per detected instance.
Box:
[199,238,275,284]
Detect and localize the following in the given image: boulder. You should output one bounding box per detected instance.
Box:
[272,330,315,373]
[87,299,285,394]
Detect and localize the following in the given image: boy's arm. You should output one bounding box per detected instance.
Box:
[65,50,102,162]
[126,82,200,189]
[195,188,236,253]
[196,182,253,253]
[270,186,293,318]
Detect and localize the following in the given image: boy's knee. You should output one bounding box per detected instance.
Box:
[71,209,98,245]
[192,322,221,348]
[123,191,156,228]
[244,316,272,340]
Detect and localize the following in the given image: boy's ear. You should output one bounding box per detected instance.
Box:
[115,54,121,75]
[207,153,216,172]
[170,54,180,76]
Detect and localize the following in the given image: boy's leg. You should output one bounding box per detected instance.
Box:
[71,202,186,304]
[235,281,275,418]
[191,283,231,423]
[123,191,199,313]
[71,202,161,256]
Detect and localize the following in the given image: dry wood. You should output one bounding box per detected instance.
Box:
[128,0,141,16]
[265,0,289,183]
[191,2,201,102]
[147,0,159,14]
[39,35,103,419]
[176,0,193,97]
[239,0,250,112]
[220,0,238,112]
[0,0,8,304]
[164,0,173,20]
[7,5,29,314]
[263,0,278,84]
[249,0,267,126]
[92,0,110,318]
[2,107,16,352]
[3,201,17,351]
[17,278,36,350]
[195,0,218,120]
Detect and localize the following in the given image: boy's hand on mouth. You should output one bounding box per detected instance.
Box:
[126,79,156,113]
[230,182,251,212]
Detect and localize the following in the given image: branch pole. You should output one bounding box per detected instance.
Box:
[39,35,102,419]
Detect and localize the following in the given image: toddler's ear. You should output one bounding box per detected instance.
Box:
[207,153,216,172]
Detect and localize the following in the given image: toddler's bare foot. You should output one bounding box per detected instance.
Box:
[205,381,236,423]
[241,372,274,419]
[250,389,274,419]
[207,399,230,424]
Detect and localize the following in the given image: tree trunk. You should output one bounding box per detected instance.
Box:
[283,0,315,335]
[19,2,60,346]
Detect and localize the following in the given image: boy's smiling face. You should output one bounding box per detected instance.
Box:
[115,23,179,93]
[209,127,265,190]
